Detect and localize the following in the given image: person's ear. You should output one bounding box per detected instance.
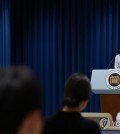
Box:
[29,111,43,134]
[17,111,43,134]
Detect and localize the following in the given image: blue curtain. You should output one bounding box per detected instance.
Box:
[11,0,120,116]
[0,0,11,67]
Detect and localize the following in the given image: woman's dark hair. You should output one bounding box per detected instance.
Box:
[0,66,42,134]
[63,73,91,108]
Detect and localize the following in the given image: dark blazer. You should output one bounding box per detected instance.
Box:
[43,111,101,134]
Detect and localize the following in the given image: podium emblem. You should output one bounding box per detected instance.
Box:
[106,71,120,89]
[99,118,110,129]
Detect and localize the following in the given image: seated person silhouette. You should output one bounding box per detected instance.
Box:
[0,67,43,134]
[43,73,101,134]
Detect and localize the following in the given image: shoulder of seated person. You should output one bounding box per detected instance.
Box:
[81,119,101,134]
[45,114,58,122]
[82,117,100,127]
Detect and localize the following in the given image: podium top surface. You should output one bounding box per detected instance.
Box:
[91,69,120,94]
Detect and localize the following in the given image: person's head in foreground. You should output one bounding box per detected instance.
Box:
[0,67,42,134]
[62,72,91,112]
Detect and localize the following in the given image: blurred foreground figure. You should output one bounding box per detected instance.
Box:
[0,67,43,134]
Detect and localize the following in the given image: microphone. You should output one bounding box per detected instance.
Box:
[107,56,115,69]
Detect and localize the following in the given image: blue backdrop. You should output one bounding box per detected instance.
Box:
[0,0,10,67]
[1,0,120,116]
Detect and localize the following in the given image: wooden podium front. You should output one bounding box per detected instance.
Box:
[100,94,120,121]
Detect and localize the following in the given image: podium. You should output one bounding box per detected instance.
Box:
[91,69,120,121]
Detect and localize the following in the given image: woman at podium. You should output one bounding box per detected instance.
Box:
[114,52,120,69]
